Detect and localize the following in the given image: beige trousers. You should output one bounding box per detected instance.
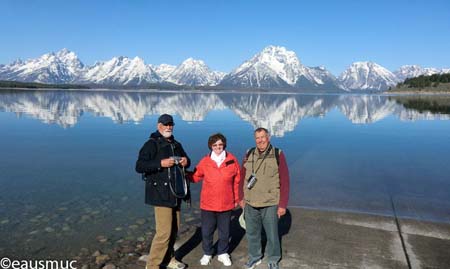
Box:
[147,206,180,269]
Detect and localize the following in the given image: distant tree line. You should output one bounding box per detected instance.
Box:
[0,80,90,89]
[397,73,450,88]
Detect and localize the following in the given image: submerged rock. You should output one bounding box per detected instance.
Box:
[95,254,110,265]
[137,255,148,266]
[136,219,146,225]
[129,225,139,230]
[102,264,116,269]
[96,235,108,243]
[44,227,55,233]
[91,210,101,215]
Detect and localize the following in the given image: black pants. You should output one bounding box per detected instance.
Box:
[201,209,232,255]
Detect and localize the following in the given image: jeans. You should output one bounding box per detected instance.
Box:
[244,205,280,263]
[201,209,232,255]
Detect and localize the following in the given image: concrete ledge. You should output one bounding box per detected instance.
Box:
[172,207,450,268]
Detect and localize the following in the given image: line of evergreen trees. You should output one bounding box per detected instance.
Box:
[0,80,90,89]
[397,73,450,88]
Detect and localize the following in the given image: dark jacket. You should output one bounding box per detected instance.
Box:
[135,131,190,207]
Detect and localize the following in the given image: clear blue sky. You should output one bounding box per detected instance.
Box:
[1,0,449,75]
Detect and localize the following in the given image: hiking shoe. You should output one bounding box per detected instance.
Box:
[166,258,186,269]
[268,263,279,269]
[218,253,232,266]
[199,254,212,266]
[244,258,261,269]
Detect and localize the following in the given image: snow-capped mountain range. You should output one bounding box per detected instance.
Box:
[1,46,449,91]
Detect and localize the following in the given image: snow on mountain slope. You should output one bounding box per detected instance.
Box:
[162,58,223,86]
[338,61,399,91]
[0,49,85,83]
[220,46,339,90]
[394,65,441,82]
[83,56,160,86]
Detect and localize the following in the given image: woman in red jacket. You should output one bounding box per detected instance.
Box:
[190,133,241,267]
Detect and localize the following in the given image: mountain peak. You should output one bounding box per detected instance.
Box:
[223,45,303,87]
[351,61,377,68]
[180,58,206,67]
[339,61,398,91]
[262,45,289,53]
[164,58,220,86]
[152,64,177,80]
[394,65,441,81]
[82,55,160,86]
[56,48,73,57]
[221,45,341,89]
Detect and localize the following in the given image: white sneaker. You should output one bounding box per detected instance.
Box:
[166,259,186,269]
[199,254,212,266]
[217,253,232,266]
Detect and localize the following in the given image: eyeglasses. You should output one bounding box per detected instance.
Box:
[162,122,174,126]
[212,143,224,147]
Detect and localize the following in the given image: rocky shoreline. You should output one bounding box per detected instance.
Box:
[70,206,202,269]
[72,221,200,269]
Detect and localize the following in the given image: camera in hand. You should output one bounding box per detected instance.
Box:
[171,156,183,165]
[246,174,257,189]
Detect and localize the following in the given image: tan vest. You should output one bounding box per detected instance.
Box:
[243,145,280,207]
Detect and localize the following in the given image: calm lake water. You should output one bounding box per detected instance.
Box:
[1,89,450,259]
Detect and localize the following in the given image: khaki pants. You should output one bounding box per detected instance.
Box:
[147,206,180,269]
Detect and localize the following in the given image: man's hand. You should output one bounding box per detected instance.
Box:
[277,207,286,218]
[239,200,245,208]
[161,158,175,167]
[179,157,188,167]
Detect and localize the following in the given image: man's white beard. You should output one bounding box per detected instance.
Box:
[162,130,172,138]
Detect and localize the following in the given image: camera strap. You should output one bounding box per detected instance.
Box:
[168,143,188,198]
[251,144,273,175]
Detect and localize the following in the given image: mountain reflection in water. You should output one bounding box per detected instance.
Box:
[1,90,449,137]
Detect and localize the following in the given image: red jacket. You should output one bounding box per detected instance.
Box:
[191,151,241,211]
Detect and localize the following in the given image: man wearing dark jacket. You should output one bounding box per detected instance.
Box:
[136,114,190,269]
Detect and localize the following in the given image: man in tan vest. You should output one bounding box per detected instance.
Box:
[239,127,290,269]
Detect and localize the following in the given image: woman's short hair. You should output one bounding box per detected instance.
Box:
[208,133,227,150]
